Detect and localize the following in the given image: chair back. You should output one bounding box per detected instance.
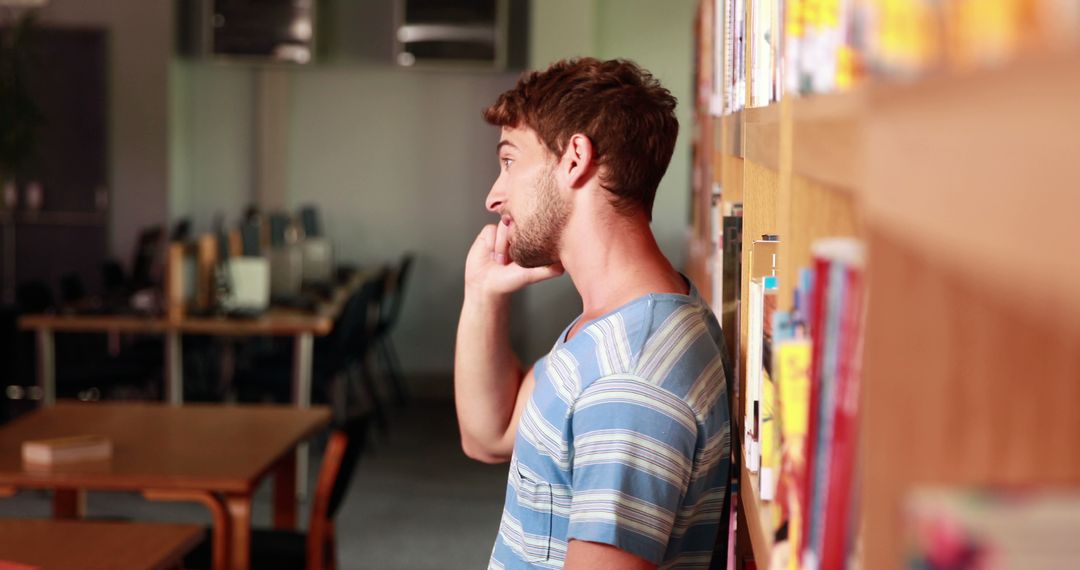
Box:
[16,281,53,313]
[324,414,370,519]
[378,254,413,335]
[130,225,164,290]
[240,219,262,256]
[325,271,385,373]
[299,205,322,239]
[307,414,370,569]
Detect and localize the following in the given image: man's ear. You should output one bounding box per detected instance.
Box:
[560,133,595,189]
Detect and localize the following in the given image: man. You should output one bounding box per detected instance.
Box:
[455,58,731,569]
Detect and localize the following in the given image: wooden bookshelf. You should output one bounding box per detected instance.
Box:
[689,4,1080,563]
[743,104,780,170]
[859,49,1080,570]
[739,463,774,570]
[791,91,863,191]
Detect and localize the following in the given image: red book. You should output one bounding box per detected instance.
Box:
[819,263,866,569]
[798,254,831,563]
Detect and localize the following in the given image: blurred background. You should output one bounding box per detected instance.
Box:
[1,0,1078,569]
[0,0,700,395]
[0,1,701,569]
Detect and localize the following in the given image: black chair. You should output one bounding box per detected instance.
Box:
[299,205,322,239]
[184,414,371,570]
[234,273,389,430]
[373,254,413,405]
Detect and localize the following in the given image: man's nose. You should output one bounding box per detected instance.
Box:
[485,181,505,214]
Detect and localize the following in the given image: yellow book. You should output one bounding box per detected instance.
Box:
[776,338,812,570]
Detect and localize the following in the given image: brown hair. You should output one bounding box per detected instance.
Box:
[483,57,678,219]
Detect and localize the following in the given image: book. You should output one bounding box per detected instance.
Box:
[746,237,780,473]
[819,247,866,570]
[745,277,765,473]
[22,435,112,466]
[905,487,1080,567]
[775,324,812,570]
[750,0,780,107]
[759,364,779,501]
[721,207,743,380]
[801,237,865,570]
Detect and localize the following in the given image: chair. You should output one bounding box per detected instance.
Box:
[184,414,371,570]
[234,272,390,430]
[373,254,413,405]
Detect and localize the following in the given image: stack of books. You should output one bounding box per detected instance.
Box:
[708,0,1080,113]
[748,237,867,570]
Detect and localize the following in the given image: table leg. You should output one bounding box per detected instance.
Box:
[225,494,252,570]
[166,330,184,405]
[219,339,236,400]
[293,332,314,500]
[36,328,55,406]
[273,452,298,530]
[52,489,83,519]
[144,489,230,570]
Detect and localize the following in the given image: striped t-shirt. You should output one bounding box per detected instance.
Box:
[490,283,732,569]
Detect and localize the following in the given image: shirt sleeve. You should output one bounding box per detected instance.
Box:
[567,374,699,564]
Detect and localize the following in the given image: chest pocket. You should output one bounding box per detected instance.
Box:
[514,463,553,563]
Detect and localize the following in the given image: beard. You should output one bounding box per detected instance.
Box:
[509,166,570,268]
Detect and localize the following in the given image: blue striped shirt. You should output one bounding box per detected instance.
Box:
[490,283,731,569]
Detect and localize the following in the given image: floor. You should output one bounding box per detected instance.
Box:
[0,390,511,569]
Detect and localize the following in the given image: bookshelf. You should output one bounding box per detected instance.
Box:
[688,1,1080,568]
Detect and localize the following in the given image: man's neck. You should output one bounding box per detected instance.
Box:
[559,209,687,333]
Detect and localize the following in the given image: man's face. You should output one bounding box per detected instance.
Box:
[486,127,571,268]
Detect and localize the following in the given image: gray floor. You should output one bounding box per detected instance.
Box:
[0,393,510,569]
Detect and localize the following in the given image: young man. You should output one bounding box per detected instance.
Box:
[455,58,731,569]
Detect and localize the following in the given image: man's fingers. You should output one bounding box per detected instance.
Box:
[510,261,565,284]
[492,220,510,265]
[476,224,497,248]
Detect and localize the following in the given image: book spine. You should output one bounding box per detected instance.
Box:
[805,258,849,570]
[819,262,865,568]
[798,254,830,564]
[746,277,765,473]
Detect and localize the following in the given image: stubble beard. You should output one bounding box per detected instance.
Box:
[509,167,570,269]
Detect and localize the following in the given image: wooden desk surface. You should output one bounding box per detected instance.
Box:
[0,519,204,570]
[17,309,337,336]
[0,403,332,493]
[16,270,370,337]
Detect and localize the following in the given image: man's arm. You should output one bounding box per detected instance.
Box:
[454,222,562,463]
[564,540,657,570]
[454,291,534,463]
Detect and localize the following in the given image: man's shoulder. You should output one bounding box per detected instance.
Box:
[553,292,724,411]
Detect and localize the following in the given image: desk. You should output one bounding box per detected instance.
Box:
[17,272,365,496]
[17,272,361,406]
[0,402,332,570]
[0,519,204,570]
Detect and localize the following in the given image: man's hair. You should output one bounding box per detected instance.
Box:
[483,57,678,219]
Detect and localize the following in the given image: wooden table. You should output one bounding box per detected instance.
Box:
[0,402,332,570]
[17,277,360,407]
[16,272,365,496]
[0,519,204,570]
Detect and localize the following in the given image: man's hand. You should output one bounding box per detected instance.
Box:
[465,221,564,296]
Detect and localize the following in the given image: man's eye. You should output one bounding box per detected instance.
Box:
[501,158,514,169]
